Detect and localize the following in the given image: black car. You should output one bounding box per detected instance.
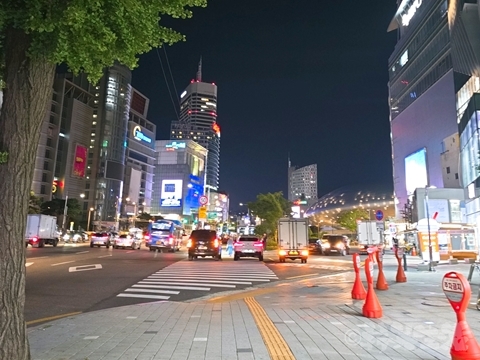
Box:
[187,230,222,261]
[319,235,350,256]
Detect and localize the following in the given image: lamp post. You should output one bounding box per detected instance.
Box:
[424,186,434,272]
[62,194,68,231]
[87,207,94,232]
[132,202,137,227]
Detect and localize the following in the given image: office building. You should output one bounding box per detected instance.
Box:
[122,88,156,217]
[288,160,317,202]
[151,140,207,225]
[387,0,461,217]
[170,59,220,190]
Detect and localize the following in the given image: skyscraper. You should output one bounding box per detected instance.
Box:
[288,159,317,202]
[170,59,220,190]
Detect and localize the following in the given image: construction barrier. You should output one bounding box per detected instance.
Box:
[351,253,366,300]
[442,272,480,360]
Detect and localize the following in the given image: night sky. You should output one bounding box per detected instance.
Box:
[131,1,398,210]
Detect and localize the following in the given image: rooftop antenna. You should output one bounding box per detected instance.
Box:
[196,56,202,82]
[288,152,291,168]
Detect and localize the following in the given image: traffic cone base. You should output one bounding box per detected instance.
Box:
[450,320,480,360]
[396,261,407,283]
[376,269,389,290]
[411,247,417,256]
[362,284,383,318]
[351,275,367,300]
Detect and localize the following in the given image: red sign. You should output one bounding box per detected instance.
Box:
[72,144,87,177]
[212,122,220,135]
[443,272,469,313]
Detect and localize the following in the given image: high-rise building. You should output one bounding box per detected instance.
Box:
[288,160,317,202]
[170,59,220,190]
[387,0,460,216]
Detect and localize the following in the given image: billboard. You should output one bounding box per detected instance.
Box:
[405,148,428,195]
[161,179,183,207]
[183,175,204,215]
[72,144,87,177]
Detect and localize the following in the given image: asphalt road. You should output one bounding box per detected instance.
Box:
[25,244,359,326]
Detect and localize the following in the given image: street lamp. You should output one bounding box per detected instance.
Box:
[80,193,85,199]
[424,186,436,272]
[87,207,94,232]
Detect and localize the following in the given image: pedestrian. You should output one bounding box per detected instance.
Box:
[262,233,267,249]
[227,237,234,256]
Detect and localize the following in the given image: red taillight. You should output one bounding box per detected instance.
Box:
[32,237,38,242]
[254,242,263,247]
[187,239,192,248]
[234,242,244,247]
[214,239,219,247]
[144,235,150,240]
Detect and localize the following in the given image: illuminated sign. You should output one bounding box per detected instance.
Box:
[52,180,64,193]
[165,141,186,150]
[402,0,422,27]
[72,144,87,177]
[212,122,220,136]
[180,90,187,98]
[133,126,152,144]
[405,148,427,195]
[161,179,183,207]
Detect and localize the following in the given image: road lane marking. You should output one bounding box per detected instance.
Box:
[25,263,34,267]
[286,273,320,280]
[133,284,210,291]
[145,277,251,285]
[117,293,170,300]
[138,280,235,288]
[69,264,102,272]
[26,256,48,260]
[51,261,75,267]
[126,251,135,254]
[148,275,271,282]
[75,251,89,255]
[244,297,295,359]
[124,288,180,295]
[98,254,112,258]
[26,312,82,326]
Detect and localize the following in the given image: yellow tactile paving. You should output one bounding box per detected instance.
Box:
[244,296,295,360]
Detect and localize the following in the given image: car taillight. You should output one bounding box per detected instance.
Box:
[234,242,243,247]
[32,237,38,242]
[214,239,219,247]
[254,242,263,247]
[187,239,192,248]
[301,250,309,256]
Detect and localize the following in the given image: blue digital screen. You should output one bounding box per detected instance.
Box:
[183,175,204,216]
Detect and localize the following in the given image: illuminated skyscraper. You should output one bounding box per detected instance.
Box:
[170,59,220,190]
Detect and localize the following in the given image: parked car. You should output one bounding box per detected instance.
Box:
[234,235,264,261]
[113,234,141,249]
[187,230,222,261]
[90,232,111,248]
[319,235,350,256]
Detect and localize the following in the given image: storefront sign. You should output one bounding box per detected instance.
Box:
[402,0,422,27]
[133,126,152,144]
[418,231,440,262]
[165,141,186,150]
[72,144,87,177]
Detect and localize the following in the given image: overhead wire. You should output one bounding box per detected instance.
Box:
[163,46,181,107]
[156,47,180,120]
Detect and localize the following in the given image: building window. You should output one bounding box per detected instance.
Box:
[446,167,450,174]
[46,138,52,147]
[43,161,49,170]
[42,173,47,182]
[45,149,50,159]
[40,185,46,195]
[455,173,459,180]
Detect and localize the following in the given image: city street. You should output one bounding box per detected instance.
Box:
[25,245,355,326]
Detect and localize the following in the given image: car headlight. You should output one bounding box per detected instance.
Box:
[301,250,309,256]
[279,250,287,256]
[336,243,344,249]
[323,243,330,248]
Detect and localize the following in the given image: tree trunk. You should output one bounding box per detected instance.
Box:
[0,27,56,359]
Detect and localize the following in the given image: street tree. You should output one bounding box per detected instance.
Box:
[336,209,369,233]
[41,198,82,225]
[28,191,42,214]
[0,1,206,358]
[248,192,290,237]
[137,212,154,221]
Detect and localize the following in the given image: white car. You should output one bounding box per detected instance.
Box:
[90,232,111,248]
[114,234,141,250]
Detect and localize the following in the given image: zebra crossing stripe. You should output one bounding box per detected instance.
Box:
[132,284,211,291]
[147,275,271,282]
[138,281,235,288]
[117,293,170,300]
[145,277,252,285]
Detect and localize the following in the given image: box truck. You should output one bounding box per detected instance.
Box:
[25,214,59,248]
[357,220,383,254]
[277,218,309,263]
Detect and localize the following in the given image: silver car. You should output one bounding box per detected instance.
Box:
[114,234,141,250]
[90,232,111,248]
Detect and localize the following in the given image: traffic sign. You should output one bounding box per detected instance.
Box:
[199,195,208,206]
[375,210,384,221]
[198,206,207,220]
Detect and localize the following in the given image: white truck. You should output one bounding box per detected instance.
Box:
[25,214,59,248]
[357,220,383,253]
[277,218,309,263]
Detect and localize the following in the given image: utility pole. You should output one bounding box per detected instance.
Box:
[62,195,68,231]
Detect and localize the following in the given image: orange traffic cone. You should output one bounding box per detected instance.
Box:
[451,320,480,360]
[376,252,389,290]
[362,258,383,318]
[352,272,367,300]
[411,246,417,257]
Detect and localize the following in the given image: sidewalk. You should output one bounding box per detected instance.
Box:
[28,258,480,360]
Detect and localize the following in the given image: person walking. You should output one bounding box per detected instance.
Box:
[226,237,234,256]
[262,233,268,249]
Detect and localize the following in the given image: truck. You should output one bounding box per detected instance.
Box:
[25,214,59,248]
[277,218,309,263]
[357,220,383,253]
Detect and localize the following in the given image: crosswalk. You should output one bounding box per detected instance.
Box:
[268,262,351,271]
[116,260,279,301]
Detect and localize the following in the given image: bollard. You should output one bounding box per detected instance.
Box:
[376,249,388,290]
[362,257,383,318]
[351,253,367,300]
[395,247,407,283]
[467,263,475,283]
[403,253,408,271]
[442,272,480,360]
